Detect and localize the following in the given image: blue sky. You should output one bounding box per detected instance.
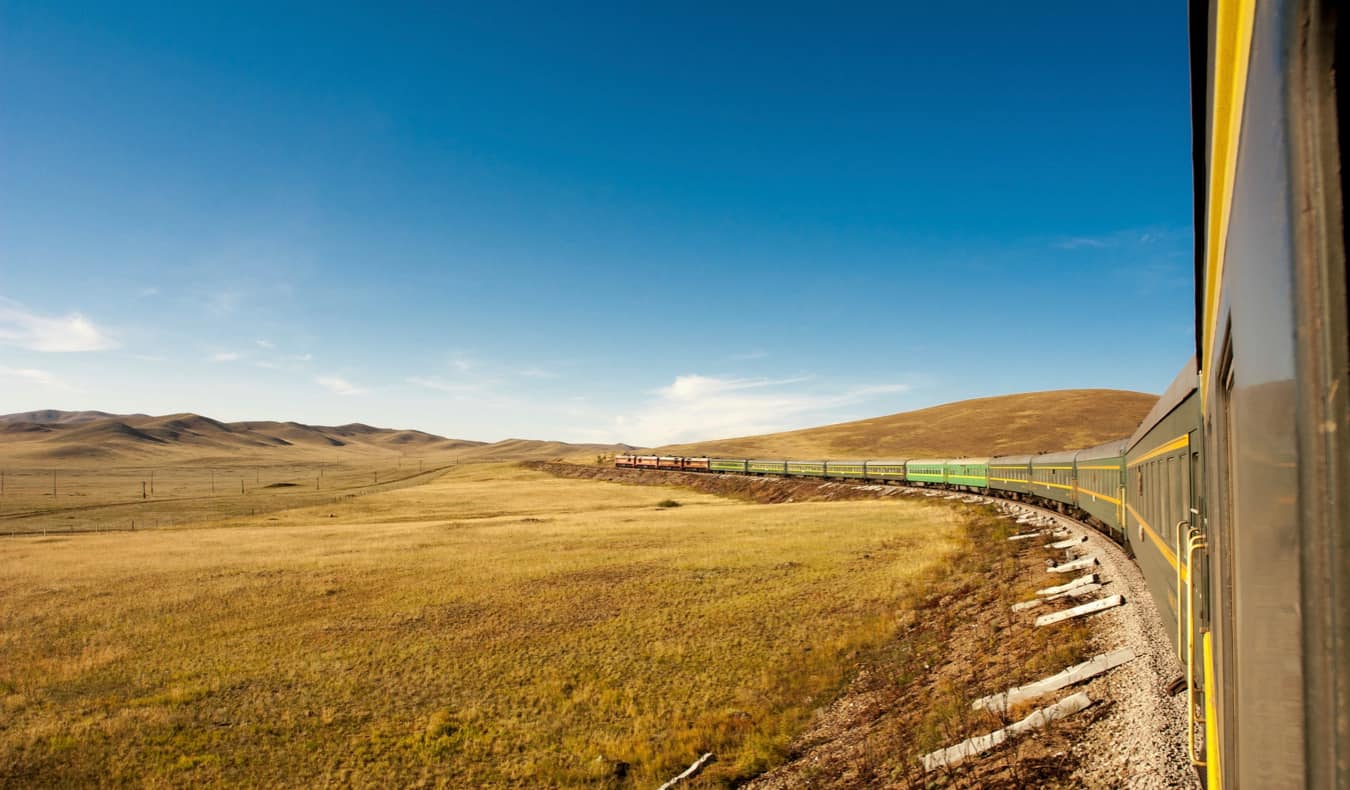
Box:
[0,2,1194,445]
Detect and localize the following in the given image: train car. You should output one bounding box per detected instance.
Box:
[944,458,988,490]
[1073,439,1127,539]
[1029,450,1077,507]
[709,458,748,474]
[905,459,947,485]
[656,456,684,471]
[633,455,660,469]
[682,457,711,472]
[747,459,787,475]
[988,455,1032,495]
[785,460,826,477]
[861,460,907,483]
[823,461,866,479]
[1187,0,1349,782]
[1124,361,1199,664]
[615,454,637,468]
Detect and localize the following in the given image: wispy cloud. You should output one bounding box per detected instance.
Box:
[138,287,160,298]
[407,375,481,395]
[0,365,68,389]
[449,353,475,373]
[518,367,558,379]
[211,351,242,363]
[611,374,910,446]
[0,297,118,352]
[316,376,363,396]
[254,339,274,349]
[1053,237,1110,250]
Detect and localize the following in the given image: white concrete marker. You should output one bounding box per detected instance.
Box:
[1047,556,1098,573]
[922,693,1093,771]
[1034,595,1125,627]
[1046,536,1087,549]
[972,649,1135,713]
[1037,574,1098,596]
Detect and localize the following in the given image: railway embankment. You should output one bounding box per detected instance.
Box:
[527,462,1194,788]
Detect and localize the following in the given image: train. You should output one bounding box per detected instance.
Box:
[619,1,1350,786]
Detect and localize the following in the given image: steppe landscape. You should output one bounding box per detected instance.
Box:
[0,391,1154,787]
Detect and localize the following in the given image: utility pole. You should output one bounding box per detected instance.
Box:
[142,481,147,500]
[150,470,155,495]
[211,469,215,494]
[240,478,244,494]
[52,470,56,498]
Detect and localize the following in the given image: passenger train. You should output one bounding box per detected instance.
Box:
[620,1,1349,786]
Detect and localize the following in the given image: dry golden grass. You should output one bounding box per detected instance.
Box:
[0,463,966,787]
[657,389,1157,459]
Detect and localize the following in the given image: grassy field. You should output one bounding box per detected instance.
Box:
[0,463,968,787]
[657,388,1158,459]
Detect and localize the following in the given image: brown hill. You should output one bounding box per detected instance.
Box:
[0,410,626,466]
[656,389,1158,459]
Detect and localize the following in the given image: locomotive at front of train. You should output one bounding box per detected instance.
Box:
[1188,0,1349,786]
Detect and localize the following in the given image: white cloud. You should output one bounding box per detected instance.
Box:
[0,297,118,352]
[612,374,911,446]
[254,360,281,370]
[289,353,314,362]
[0,366,66,388]
[1053,237,1109,250]
[518,367,558,379]
[138,287,160,298]
[407,375,480,395]
[450,354,475,373]
[317,376,362,396]
[254,339,275,349]
[211,351,242,363]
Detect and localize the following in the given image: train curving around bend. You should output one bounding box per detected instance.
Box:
[621,1,1349,786]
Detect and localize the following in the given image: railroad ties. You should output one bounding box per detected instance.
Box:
[921,499,1132,774]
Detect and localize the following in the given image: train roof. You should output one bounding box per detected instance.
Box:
[1075,438,1130,461]
[1127,357,1198,451]
[1033,449,1080,464]
[989,454,1034,464]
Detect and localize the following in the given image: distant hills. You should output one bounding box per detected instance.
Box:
[0,410,630,465]
[655,389,1159,459]
[0,388,1158,467]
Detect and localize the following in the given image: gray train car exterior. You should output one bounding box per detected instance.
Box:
[988,455,1032,495]
[1124,363,1199,667]
[1188,0,1349,781]
[1029,450,1078,507]
[861,461,908,483]
[823,461,866,479]
[1074,439,1128,539]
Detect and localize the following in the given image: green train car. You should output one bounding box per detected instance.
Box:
[747,459,787,475]
[944,458,988,488]
[785,460,826,477]
[905,459,946,484]
[710,458,748,473]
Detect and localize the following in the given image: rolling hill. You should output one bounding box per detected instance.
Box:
[655,389,1159,459]
[0,410,629,465]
